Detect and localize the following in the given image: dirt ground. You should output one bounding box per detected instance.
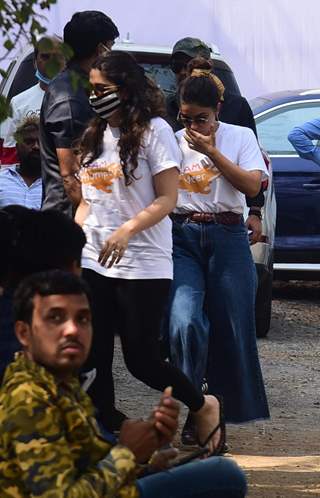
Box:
[113,280,320,497]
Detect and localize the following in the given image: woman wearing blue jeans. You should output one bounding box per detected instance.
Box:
[167,57,270,441]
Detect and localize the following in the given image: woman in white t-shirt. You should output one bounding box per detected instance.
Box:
[75,51,225,453]
[167,57,270,443]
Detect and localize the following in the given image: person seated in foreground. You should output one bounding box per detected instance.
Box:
[0,270,247,498]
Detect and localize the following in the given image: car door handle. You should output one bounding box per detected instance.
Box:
[302,183,320,189]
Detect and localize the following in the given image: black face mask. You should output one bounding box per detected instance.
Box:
[89,88,121,120]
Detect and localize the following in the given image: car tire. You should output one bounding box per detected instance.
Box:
[255,259,273,338]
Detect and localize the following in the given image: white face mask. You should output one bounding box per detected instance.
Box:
[89,88,121,120]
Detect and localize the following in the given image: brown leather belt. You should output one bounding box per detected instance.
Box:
[171,211,242,225]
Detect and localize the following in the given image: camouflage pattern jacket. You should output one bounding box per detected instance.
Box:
[0,354,139,497]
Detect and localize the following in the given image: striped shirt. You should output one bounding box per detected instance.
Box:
[0,166,42,209]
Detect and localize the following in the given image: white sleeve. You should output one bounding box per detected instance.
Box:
[2,115,17,147]
[3,97,22,147]
[238,128,269,179]
[146,120,182,176]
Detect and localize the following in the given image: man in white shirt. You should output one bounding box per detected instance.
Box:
[0,36,64,167]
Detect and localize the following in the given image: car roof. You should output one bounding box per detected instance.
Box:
[250,88,320,114]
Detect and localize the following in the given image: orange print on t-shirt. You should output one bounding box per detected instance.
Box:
[80,163,123,193]
[179,161,221,194]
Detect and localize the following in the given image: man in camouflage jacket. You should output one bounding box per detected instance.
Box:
[0,270,179,497]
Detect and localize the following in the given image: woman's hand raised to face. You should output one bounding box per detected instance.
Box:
[98,225,132,268]
[184,124,217,156]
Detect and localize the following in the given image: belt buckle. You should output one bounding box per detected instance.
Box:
[188,214,198,224]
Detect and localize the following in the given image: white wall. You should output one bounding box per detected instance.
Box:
[1,0,320,99]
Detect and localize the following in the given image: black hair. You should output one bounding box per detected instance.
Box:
[64,11,119,60]
[13,270,91,324]
[80,51,166,185]
[0,207,86,287]
[179,57,220,109]
[13,115,39,144]
[0,209,16,284]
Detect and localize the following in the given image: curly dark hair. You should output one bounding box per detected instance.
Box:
[79,51,166,185]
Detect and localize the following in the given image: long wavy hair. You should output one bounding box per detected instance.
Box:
[79,51,166,185]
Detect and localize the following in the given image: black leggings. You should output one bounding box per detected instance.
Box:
[82,269,204,425]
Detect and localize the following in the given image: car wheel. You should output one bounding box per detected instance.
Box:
[255,260,273,338]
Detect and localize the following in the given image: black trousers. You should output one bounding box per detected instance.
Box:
[82,269,203,427]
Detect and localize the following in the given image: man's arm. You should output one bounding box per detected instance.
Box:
[57,148,82,207]
[44,97,90,207]
[288,118,320,166]
[6,390,138,498]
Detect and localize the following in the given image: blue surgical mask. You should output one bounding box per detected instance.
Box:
[35,68,51,86]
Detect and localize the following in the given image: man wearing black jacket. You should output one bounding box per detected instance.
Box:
[166,37,264,242]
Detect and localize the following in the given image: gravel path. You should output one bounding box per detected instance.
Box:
[113,280,320,497]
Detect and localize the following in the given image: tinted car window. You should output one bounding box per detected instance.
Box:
[134,53,240,97]
[256,102,320,154]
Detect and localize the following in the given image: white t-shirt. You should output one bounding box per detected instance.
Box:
[1,84,45,148]
[81,117,181,279]
[175,122,268,214]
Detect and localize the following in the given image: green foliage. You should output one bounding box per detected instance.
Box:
[0,0,58,122]
[0,95,12,123]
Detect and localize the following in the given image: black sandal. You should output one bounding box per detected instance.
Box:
[197,395,226,456]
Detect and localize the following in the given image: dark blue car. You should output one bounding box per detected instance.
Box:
[251,90,320,280]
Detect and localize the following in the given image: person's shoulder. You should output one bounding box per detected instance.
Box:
[11,84,42,105]
[148,117,176,139]
[150,116,173,130]
[219,121,254,137]
[0,165,16,176]
[0,376,52,428]
[224,91,248,104]
[175,128,185,141]
[46,69,80,101]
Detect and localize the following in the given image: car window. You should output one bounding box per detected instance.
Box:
[256,102,320,154]
[142,63,176,95]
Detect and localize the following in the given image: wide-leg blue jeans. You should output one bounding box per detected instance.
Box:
[168,219,269,422]
[137,456,247,498]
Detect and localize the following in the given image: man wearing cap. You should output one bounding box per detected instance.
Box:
[40,11,119,216]
[166,37,265,243]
